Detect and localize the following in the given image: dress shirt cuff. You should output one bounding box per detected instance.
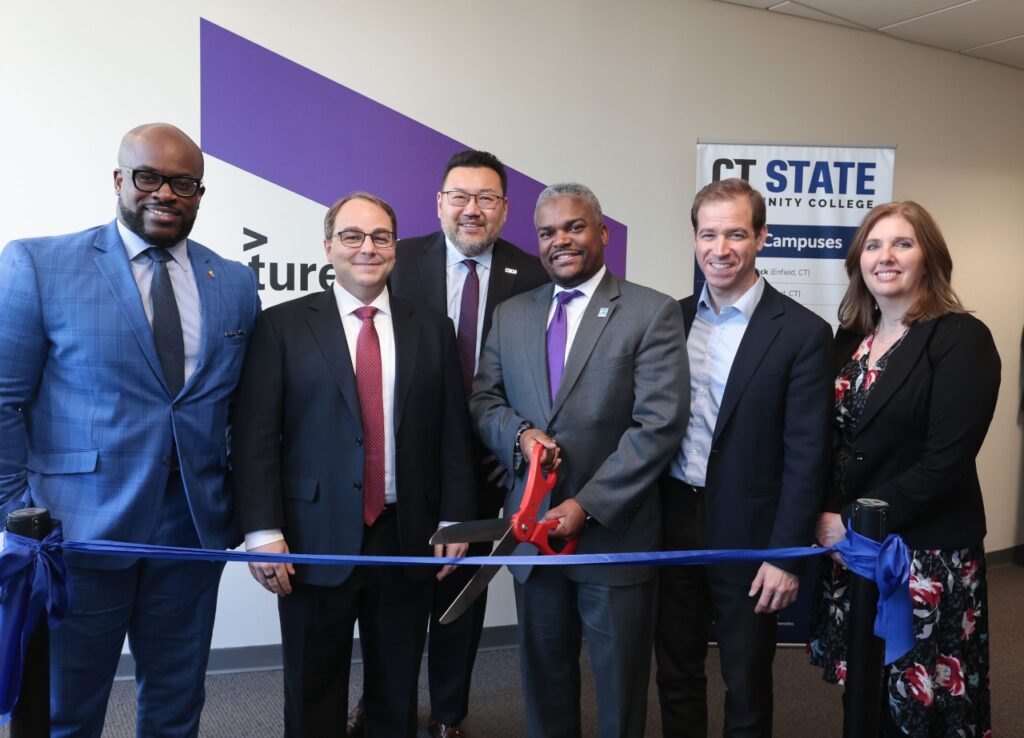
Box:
[245,529,285,550]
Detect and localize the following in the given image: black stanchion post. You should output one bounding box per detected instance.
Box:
[6,507,53,738]
[843,498,888,738]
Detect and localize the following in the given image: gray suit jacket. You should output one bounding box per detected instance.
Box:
[470,270,689,585]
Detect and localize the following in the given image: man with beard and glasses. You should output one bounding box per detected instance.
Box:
[0,123,260,738]
[343,151,547,738]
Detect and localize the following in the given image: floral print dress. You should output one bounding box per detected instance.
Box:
[808,333,991,737]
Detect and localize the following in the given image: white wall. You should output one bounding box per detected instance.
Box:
[3,0,1022,651]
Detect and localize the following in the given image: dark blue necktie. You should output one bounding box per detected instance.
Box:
[146,248,185,397]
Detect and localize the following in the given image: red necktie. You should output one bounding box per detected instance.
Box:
[456,259,479,397]
[354,306,386,525]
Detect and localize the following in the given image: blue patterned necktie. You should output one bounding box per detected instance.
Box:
[146,248,185,397]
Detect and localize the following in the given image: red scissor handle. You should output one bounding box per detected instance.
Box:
[509,443,579,556]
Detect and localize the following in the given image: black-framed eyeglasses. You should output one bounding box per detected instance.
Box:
[121,168,203,198]
[333,229,396,249]
[441,190,505,210]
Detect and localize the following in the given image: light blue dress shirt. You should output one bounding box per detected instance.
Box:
[669,277,765,487]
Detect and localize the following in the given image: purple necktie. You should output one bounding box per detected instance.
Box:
[353,306,386,526]
[456,259,479,397]
[546,289,583,405]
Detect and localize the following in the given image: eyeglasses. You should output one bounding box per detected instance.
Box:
[441,190,505,210]
[121,168,203,198]
[333,230,396,249]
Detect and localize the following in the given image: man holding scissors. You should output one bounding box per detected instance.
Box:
[469,183,689,737]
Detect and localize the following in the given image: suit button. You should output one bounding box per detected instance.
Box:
[546,427,555,436]
[161,456,172,465]
[854,452,865,461]
[356,437,363,446]
[353,481,363,491]
[172,403,180,411]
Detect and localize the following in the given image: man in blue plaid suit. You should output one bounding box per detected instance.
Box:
[0,123,260,737]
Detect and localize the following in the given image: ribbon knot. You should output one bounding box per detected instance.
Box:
[0,524,70,723]
[834,528,914,664]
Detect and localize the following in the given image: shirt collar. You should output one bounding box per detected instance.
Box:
[553,265,606,302]
[333,281,392,317]
[697,275,764,320]
[444,236,494,271]
[116,219,188,267]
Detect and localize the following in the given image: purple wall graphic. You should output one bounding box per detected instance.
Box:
[199,19,627,275]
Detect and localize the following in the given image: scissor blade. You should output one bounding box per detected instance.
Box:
[429,518,510,545]
[438,528,521,624]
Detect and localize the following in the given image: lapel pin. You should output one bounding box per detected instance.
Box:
[207,270,216,279]
[598,307,609,318]
[504,267,518,275]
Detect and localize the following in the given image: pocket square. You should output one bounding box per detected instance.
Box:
[224,329,247,338]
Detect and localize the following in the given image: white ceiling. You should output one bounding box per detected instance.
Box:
[715,0,1024,70]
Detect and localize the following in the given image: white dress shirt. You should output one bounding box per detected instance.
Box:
[547,265,607,366]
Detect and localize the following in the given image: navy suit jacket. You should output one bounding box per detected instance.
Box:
[0,221,260,563]
[681,280,832,582]
[231,288,477,587]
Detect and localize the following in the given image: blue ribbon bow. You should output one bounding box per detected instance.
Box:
[834,528,914,664]
[0,525,70,724]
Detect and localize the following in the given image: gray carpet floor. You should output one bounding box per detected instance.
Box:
[5,562,1021,736]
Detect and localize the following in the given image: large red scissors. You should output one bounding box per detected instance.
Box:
[428,443,578,623]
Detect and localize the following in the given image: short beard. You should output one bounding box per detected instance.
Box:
[118,200,193,249]
[449,236,490,258]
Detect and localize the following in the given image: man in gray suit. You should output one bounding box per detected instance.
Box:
[470,183,689,737]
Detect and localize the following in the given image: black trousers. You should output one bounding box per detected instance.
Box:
[655,477,779,738]
[279,508,433,738]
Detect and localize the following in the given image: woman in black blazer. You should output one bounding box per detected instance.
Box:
[808,201,1000,737]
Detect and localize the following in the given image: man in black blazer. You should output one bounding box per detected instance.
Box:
[375,150,548,738]
[655,179,832,737]
[233,192,475,738]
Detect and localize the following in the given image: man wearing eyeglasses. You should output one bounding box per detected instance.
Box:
[0,123,260,737]
[366,150,548,738]
[232,192,476,738]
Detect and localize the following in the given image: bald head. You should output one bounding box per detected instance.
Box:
[118,123,204,178]
[114,123,206,248]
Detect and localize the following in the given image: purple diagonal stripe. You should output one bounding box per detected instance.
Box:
[199,19,626,276]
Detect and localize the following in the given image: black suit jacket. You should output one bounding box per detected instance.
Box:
[829,313,1000,549]
[390,232,549,515]
[681,281,832,582]
[232,288,476,586]
[390,232,549,354]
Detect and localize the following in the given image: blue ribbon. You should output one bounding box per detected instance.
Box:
[0,525,70,724]
[0,526,914,723]
[834,528,914,664]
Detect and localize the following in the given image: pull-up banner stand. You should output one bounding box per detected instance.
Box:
[695,142,896,328]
